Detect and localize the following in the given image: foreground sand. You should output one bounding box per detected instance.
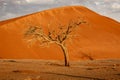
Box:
[0,59,120,80]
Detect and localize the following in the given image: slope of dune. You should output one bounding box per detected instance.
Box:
[0,6,120,60]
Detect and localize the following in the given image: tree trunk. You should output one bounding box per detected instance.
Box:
[59,44,70,66]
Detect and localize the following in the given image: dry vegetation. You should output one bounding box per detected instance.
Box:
[24,18,86,66]
[0,59,120,80]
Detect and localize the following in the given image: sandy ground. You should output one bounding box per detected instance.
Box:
[0,59,120,80]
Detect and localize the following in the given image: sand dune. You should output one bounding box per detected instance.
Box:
[0,6,120,60]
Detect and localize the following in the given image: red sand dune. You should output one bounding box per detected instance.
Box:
[0,6,120,60]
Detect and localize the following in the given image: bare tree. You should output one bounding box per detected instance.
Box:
[24,19,86,66]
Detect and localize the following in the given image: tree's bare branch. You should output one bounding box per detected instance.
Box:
[25,18,86,47]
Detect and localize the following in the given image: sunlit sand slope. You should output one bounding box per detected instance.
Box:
[0,6,120,60]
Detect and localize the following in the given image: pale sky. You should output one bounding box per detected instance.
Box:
[0,0,120,22]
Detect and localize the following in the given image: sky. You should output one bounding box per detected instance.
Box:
[0,0,120,22]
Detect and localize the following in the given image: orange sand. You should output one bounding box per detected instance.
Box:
[0,6,120,60]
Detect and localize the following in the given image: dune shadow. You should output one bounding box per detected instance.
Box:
[7,60,17,62]
[115,73,120,76]
[46,62,63,66]
[2,60,17,63]
[12,70,21,73]
[43,72,105,80]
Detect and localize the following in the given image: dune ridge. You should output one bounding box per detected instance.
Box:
[0,6,120,60]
